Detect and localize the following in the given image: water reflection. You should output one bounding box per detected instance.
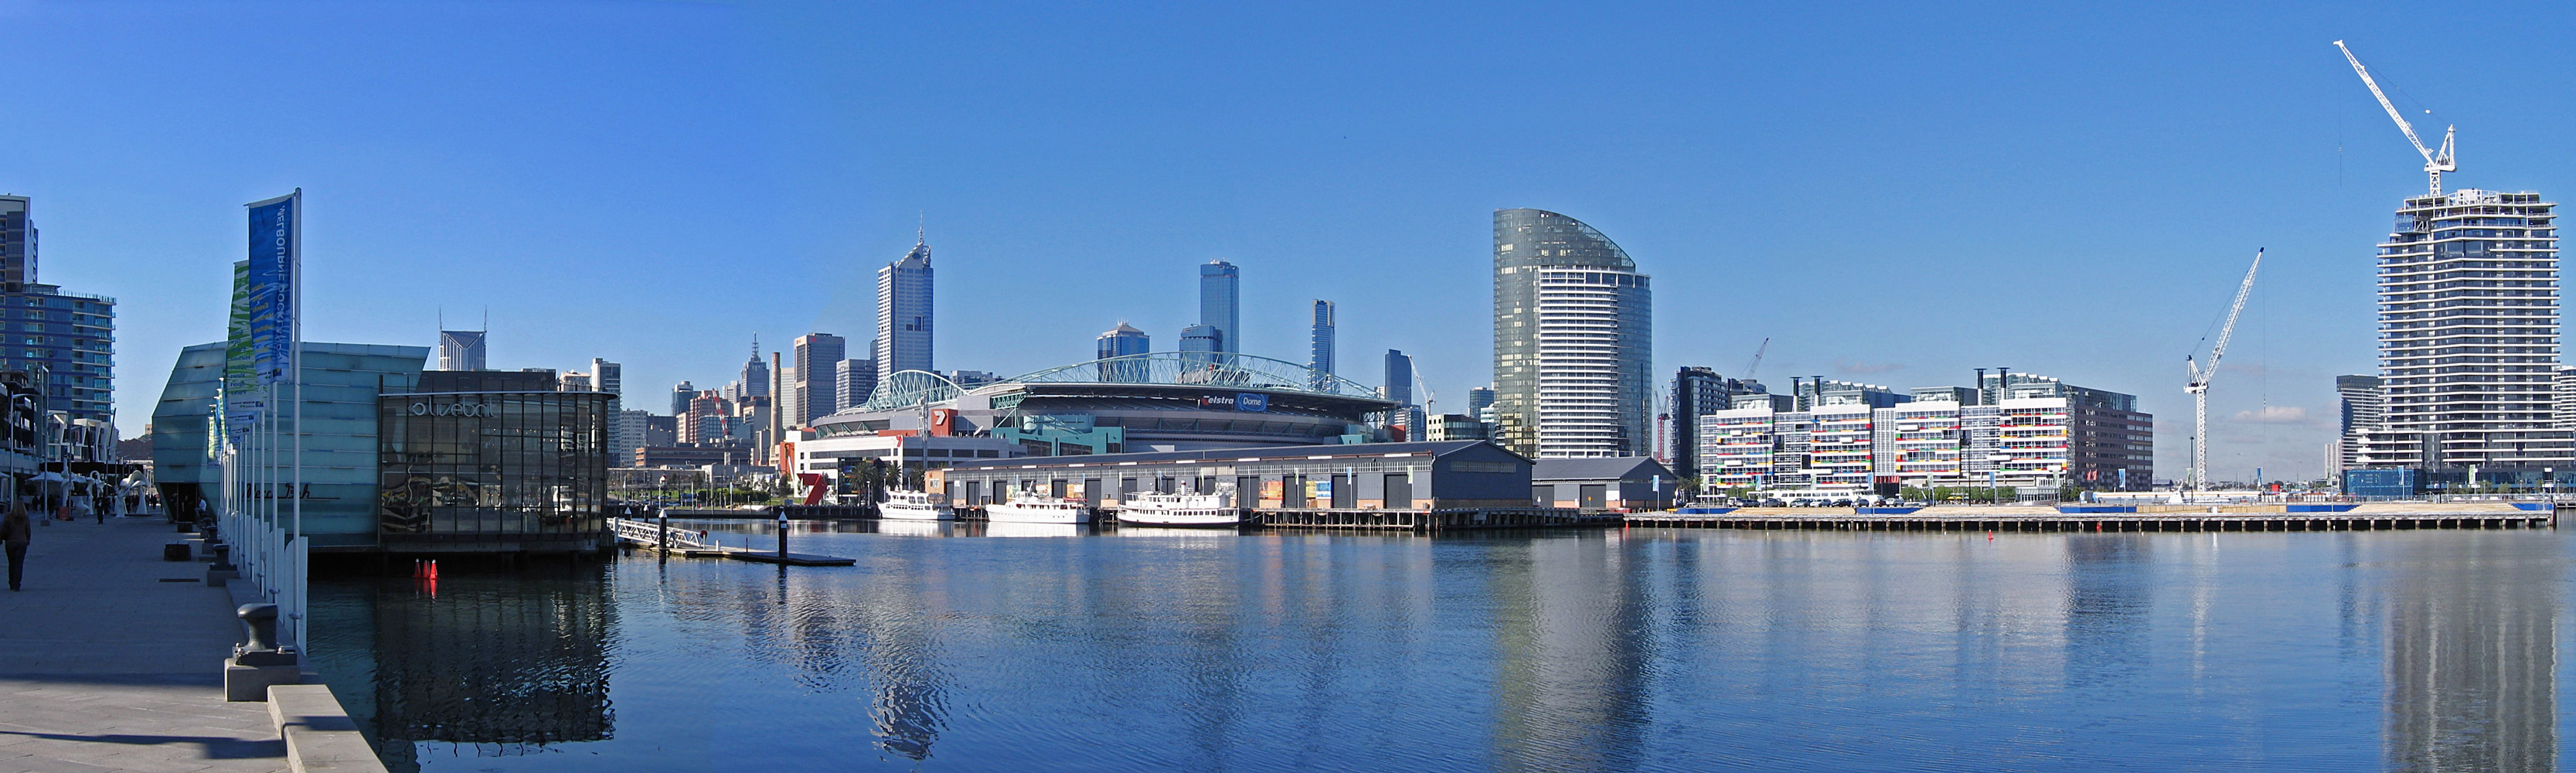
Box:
[306,527,2574,772]
[2381,534,2557,772]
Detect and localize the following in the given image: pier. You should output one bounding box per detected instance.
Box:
[1625,502,2557,532]
[609,516,856,564]
[1250,507,1582,532]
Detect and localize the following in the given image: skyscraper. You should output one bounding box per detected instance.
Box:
[1178,324,1222,369]
[1384,349,1422,440]
[792,333,847,427]
[0,195,34,285]
[739,336,771,399]
[436,330,486,371]
[2336,373,2385,476]
[1097,323,1150,382]
[876,230,934,378]
[670,381,694,416]
[1492,209,1653,458]
[1200,261,1239,356]
[1468,386,1496,419]
[0,196,114,424]
[2362,189,2569,467]
[1308,300,1335,388]
[836,359,877,412]
[590,359,625,454]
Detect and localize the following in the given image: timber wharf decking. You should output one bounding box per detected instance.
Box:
[1625,502,2557,532]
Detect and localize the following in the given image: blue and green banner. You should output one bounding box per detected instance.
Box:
[221,260,260,441]
[245,191,299,386]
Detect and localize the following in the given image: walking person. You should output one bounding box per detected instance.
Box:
[4,502,29,591]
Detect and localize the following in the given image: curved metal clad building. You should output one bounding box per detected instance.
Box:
[1492,209,1652,459]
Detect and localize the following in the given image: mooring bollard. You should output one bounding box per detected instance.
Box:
[237,603,280,654]
[776,510,789,557]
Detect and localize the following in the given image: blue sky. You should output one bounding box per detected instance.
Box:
[12,1,2575,481]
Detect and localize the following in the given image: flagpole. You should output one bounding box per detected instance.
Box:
[288,189,304,652]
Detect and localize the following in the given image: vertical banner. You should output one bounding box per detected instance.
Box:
[245,192,299,385]
[222,260,260,442]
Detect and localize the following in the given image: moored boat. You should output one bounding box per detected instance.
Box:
[985,492,1092,524]
[1115,485,1243,527]
[880,489,955,521]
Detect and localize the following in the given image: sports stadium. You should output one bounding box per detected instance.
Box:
[809,352,1397,455]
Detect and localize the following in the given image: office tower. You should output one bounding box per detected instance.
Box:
[1097,323,1150,382]
[2363,189,2568,467]
[1200,261,1240,356]
[0,196,33,285]
[1468,386,1496,417]
[1308,300,1336,387]
[876,230,934,378]
[590,359,624,452]
[1178,324,1222,369]
[670,381,694,417]
[1669,367,1727,479]
[791,333,847,427]
[436,330,487,371]
[1492,209,1652,458]
[836,359,876,411]
[740,338,770,399]
[1384,349,1421,439]
[0,196,114,424]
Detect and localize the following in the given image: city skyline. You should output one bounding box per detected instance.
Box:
[22,4,2576,479]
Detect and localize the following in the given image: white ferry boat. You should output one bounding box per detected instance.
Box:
[1116,485,1243,527]
[985,493,1092,524]
[879,489,955,521]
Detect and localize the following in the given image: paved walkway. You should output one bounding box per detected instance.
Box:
[0,516,286,773]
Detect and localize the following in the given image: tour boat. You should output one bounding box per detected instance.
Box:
[1115,485,1243,527]
[984,493,1092,524]
[879,489,955,521]
[982,521,1081,538]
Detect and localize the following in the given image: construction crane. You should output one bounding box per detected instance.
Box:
[2184,248,2264,492]
[2335,40,2454,196]
[1742,338,1769,380]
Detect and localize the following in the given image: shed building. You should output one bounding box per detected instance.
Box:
[929,440,1533,511]
[1532,457,1676,512]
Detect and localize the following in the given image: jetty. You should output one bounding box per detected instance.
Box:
[1625,502,2557,532]
[608,517,856,564]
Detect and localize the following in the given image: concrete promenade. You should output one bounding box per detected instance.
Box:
[0,516,286,773]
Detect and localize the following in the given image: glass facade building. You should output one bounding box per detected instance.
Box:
[876,234,934,379]
[791,333,846,427]
[378,369,611,553]
[2361,189,2569,468]
[436,329,486,371]
[1096,323,1150,382]
[1492,209,1652,458]
[1200,261,1239,356]
[1308,300,1335,390]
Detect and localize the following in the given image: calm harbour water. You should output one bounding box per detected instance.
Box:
[308,521,2572,772]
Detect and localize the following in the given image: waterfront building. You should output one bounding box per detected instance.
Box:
[1200,261,1240,358]
[2360,189,2569,468]
[151,342,430,550]
[791,333,846,428]
[1491,209,1652,458]
[1309,301,1336,390]
[2557,367,2576,430]
[836,359,877,412]
[815,352,1391,455]
[1700,372,2149,494]
[436,329,486,371]
[1424,414,1489,442]
[876,231,934,378]
[930,440,1530,510]
[379,369,611,553]
[2338,374,2385,475]
[1097,323,1150,383]
[1533,457,1676,511]
[1667,366,1729,480]
[1178,324,1222,369]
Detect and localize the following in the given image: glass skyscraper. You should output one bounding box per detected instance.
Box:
[792,333,846,427]
[1096,323,1150,382]
[1200,261,1239,356]
[1178,324,1222,370]
[1492,209,1652,458]
[876,232,934,379]
[1308,300,1335,389]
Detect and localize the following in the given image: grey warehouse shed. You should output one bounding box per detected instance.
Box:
[929,440,1534,511]
[1533,457,1676,512]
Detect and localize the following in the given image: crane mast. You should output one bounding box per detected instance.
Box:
[2184,248,2264,493]
[2335,40,2455,196]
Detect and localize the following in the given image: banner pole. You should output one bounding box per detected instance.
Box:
[288,189,304,652]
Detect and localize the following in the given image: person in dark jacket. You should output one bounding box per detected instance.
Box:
[2,502,29,591]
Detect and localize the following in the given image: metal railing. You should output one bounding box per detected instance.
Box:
[610,516,719,551]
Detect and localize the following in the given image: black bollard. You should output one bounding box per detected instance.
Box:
[776,512,788,558]
[658,507,670,553]
[235,603,280,654]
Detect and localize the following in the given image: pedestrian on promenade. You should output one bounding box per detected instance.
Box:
[3,502,30,591]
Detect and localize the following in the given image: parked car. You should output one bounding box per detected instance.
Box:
[1829,499,1855,508]
[1760,499,1786,507]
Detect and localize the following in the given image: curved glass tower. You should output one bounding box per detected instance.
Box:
[1492,209,1652,458]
